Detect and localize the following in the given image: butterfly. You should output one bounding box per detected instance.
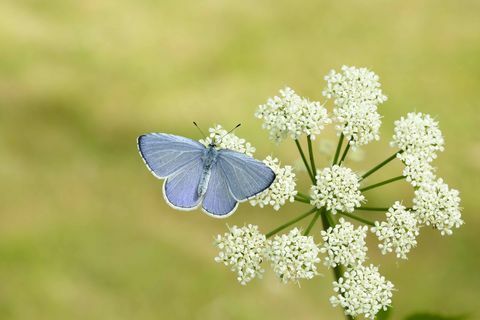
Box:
[137,126,276,218]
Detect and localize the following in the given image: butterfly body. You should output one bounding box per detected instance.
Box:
[138,133,275,218]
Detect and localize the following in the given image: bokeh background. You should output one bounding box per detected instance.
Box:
[1,0,479,319]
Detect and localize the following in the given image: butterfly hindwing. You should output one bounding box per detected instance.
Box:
[138,133,205,178]
[216,149,276,202]
[202,162,238,217]
[163,157,204,210]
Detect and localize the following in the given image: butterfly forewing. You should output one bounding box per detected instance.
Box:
[202,162,239,217]
[138,133,205,178]
[216,150,276,202]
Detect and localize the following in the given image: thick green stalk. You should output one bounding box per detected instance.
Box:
[266,208,317,238]
[337,211,375,226]
[295,139,315,182]
[294,195,311,204]
[360,175,406,192]
[303,208,323,236]
[360,150,403,180]
[332,133,345,165]
[307,135,317,181]
[356,207,389,212]
[296,192,311,200]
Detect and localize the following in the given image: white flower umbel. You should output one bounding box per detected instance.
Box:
[330,264,394,320]
[391,112,444,163]
[310,165,364,214]
[214,225,267,285]
[323,65,387,108]
[255,87,331,143]
[402,153,436,187]
[200,124,256,156]
[371,202,419,259]
[266,228,321,284]
[334,103,382,148]
[320,218,368,268]
[413,178,463,236]
[250,156,297,211]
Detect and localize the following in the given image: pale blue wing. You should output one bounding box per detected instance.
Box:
[138,133,205,178]
[216,150,276,202]
[163,157,204,210]
[202,163,238,217]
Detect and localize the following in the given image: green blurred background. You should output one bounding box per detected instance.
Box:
[1,0,479,319]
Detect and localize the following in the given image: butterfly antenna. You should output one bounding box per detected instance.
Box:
[217,123,241,144]
[193,121,208,139]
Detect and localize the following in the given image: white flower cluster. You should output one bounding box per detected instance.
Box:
[214,224,266,285]
[371,202,419,259]
[330,264,394,319]
[255,87,331,143]
[333,103,382,148]
[200,124,256,156]
[391,113,444,186]
[310,165,364,213]
[250,156,297,211]
[323,66,386,147]
[320,218,368,268]
[413,178,463,236]
[323,65,387,108]
[267,228,321,283]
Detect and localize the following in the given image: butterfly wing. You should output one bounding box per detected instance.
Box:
[202,162,238,218]
[163,157,204,210]
[216,149,276,202]
[137,133,205,178]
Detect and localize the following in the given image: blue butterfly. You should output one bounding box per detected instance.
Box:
[137,127,276,218]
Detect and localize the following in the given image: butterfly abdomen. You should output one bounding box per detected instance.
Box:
[197,147,218,197]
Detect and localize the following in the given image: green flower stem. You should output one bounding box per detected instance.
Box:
[295,139,315,182]
[356,207,389,212]
[337,211,376,226]
[320,211,353,320]
[303,207,324,236]
[360,150,403,180]
[294,195,311,204]
[296,192,311,200]
[338,139,352,165]
[266,207,317,239]
[332,133,345,165]
[360,175,406,192]
[307,135,317,181]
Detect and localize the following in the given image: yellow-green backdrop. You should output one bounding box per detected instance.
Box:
[1,0,479,319]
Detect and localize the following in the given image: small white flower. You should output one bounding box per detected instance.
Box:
[413,178,463,236]
[200,124,256,156]
[310,165,364,213]
[250,156,297,211]
[371,202,420,259]
[266,228,321,283]
[391,112,444,163]
[334,103,382,147]
[323,65,387,108]
[214,224,267,285]
[330,264,394,320]
[320,218,368,268]
[401,153,436,187]
[255,87,331,143]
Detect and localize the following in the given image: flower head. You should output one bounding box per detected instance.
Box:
[255,87,331,143]
[250,156,297,211]
[334,103,382,147]
[391,112,444,163]
[200,124,256,156]
[323,65,387,108]
[401,153,436,187]
[266,228,321,283]
[320,218,368,268]
[413,178,463,235]
[330,264,394,319]
[310,165,364,213]
[371,202,420,259]
[214,224,266,285]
